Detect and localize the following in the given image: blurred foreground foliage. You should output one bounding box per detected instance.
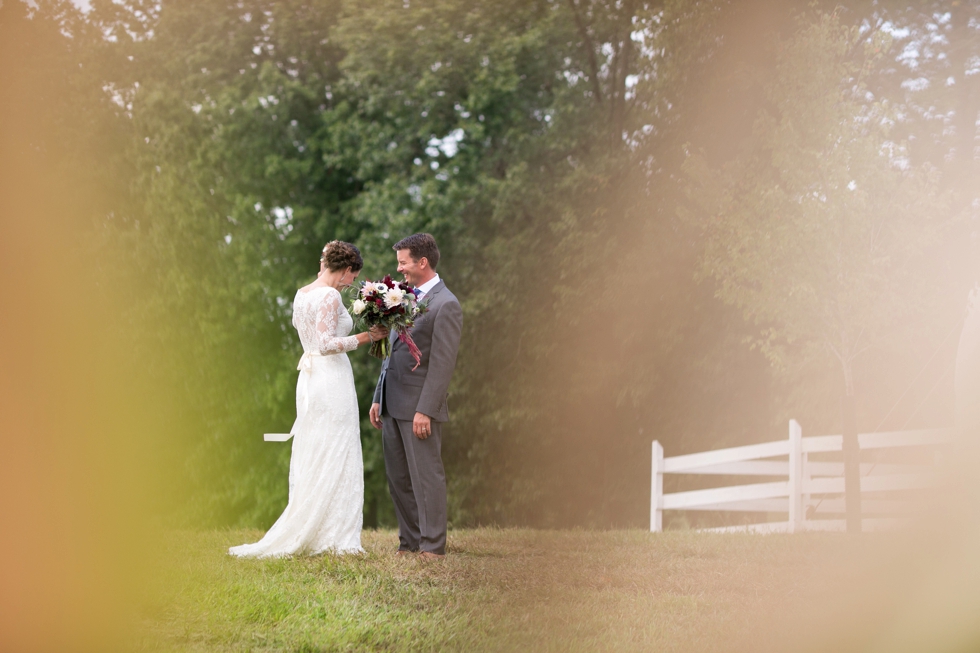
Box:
[7,0,978,529]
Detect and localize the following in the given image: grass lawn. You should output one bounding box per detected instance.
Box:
[135,527,980,652]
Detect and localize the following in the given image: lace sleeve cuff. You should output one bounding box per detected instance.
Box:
[336,335,359,354]
[317,331,359,355]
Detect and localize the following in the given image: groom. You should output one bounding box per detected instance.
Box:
[369,233,463,560]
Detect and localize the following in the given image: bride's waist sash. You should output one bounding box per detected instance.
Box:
[297,350,344,372]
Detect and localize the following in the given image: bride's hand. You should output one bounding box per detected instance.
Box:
[368,325,389,341]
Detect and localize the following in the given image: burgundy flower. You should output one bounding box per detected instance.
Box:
[350,275,429,369]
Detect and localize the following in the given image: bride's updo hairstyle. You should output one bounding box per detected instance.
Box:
[321,240,363,272]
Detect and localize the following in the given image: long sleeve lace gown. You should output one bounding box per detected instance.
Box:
[229,286,364,557]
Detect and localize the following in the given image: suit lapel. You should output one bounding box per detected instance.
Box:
[423,280,446,302]
[415,281,444,328]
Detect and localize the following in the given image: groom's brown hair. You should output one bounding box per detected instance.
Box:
[393,233,440,270]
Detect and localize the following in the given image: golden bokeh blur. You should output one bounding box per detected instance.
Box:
[1,10,153,650]
[2,0,979,651]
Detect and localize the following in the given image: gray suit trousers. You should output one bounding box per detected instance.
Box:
[382,415,447,554]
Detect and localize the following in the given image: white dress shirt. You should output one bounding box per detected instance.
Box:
[416,273,441,299]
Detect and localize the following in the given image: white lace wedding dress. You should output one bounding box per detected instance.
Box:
[229,285,364,557]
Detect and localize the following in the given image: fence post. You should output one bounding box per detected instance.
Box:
[651,440,664,532]
[789,420,803,533]
[841,394,862,532]
[802,451,810,525]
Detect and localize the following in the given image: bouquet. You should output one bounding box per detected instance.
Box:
[349,275,429,368]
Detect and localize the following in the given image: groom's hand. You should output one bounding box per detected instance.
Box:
[413,412,432,439]
[369,403,382,430]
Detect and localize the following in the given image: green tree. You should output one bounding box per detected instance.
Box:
[38,0,976,532]
[86,0,796,529]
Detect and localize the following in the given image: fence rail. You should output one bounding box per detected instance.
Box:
[651,422,953,533]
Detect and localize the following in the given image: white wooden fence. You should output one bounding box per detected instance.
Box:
[650,421,953,533]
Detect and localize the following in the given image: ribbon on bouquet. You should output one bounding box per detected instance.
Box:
[396,326,423,371]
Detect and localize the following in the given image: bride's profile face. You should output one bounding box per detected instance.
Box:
[340,269,360,288]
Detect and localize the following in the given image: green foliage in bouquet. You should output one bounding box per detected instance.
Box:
[349,275,429,363]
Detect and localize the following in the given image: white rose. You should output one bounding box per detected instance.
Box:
[383,287,406,308]
[352,299,367,315]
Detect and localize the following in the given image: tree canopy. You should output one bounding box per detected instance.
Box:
[5,0,977,529]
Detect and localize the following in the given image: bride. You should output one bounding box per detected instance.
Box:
[230,241,387,558]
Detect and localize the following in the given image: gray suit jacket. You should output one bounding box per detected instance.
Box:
[373,280,463,422]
